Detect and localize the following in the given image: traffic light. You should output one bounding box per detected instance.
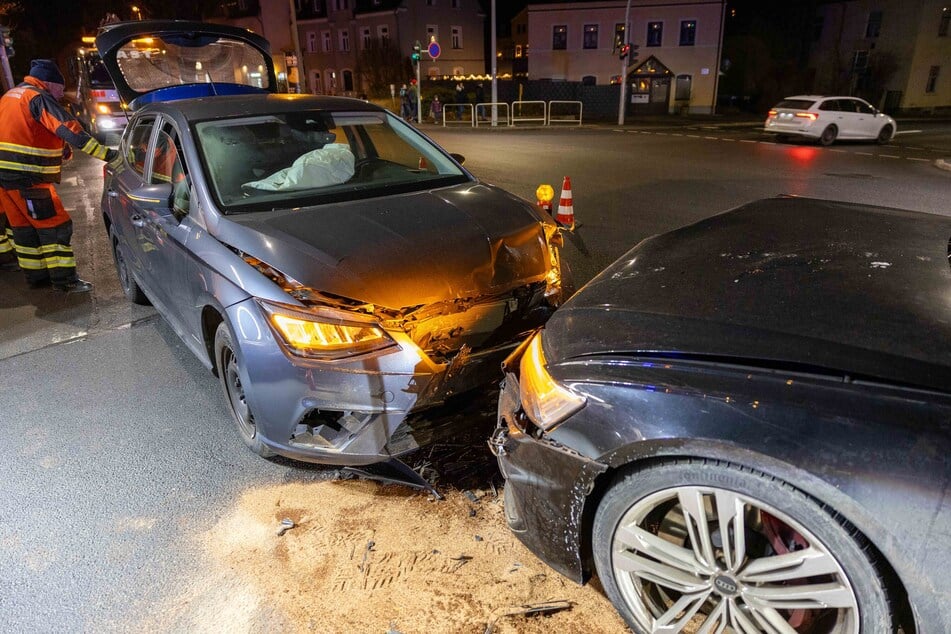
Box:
[0,26,13,58]
[619,43,630,60]
[411,41,421,65]
[629,44,640,65]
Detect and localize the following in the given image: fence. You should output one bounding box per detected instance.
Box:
[442,103,475,127]
[547,100,583,125]
[473,102,510,127]
[436,99,587,127]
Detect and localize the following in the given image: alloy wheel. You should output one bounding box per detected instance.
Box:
[610,485,859,633]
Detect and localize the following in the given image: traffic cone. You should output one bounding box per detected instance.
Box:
[555,176,575,229]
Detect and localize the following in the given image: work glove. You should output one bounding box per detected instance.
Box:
[104,148,119,163]
[62,145,73,161]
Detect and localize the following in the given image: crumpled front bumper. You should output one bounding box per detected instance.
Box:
[491,367,606,584]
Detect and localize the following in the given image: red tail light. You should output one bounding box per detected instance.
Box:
[768,110,777,117]
[795,112,818,121]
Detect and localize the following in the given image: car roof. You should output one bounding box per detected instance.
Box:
[546,197,951,392]
[138,93,384,121]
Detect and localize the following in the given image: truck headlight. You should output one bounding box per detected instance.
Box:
[518,332,585,430]
[259,300,398,361]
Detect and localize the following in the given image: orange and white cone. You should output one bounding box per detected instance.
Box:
[555,176,575,229]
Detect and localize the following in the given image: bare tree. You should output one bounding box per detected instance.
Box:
[355,37,405,98]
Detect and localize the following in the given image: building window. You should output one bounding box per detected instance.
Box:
[552,25,567,50]
[338,29,350,52]
[306,31,317,53]
[378,25,389,42]
[342,69,354,92]
[812,15,824,41]
[361,27,371,49]
[515,44,522,58]
[322,31,332,52]
[853,50,869,73]
[583,24,599,49]
[427,24,438,39]
[926,65,940,93]
[647,21,663,46]
[452,65,464,76]
[940,7,949,36]
[679,20,696,46]
[614,23,625,49]
[866,10,883,38]
[451,26,462,49]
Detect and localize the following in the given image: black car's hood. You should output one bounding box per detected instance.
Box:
[546,197,951,392]
[217,183,551,309]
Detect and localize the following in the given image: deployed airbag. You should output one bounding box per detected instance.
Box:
[244,144,355,191]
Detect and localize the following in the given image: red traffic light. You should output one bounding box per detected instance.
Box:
[619,43,631,59]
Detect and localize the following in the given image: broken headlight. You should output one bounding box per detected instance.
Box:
[258,299,398,361]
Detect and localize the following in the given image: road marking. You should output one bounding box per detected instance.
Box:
[740,139,757,143]
[759,141,776,144]
[907,157,931,162]
[671,133,683,136]
[686,134,701,138]
[894,130,922,135]
[880,154,900,159]
[830,149,847,152]
[655,132,667,135]
[855,152,874,156]
[719,138,736,141]
[705,136,718,140]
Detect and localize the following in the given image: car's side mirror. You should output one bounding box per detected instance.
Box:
[129,182,174,213]
[449,152,466,166]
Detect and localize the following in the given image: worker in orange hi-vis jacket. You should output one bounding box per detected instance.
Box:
[0,59,119,293]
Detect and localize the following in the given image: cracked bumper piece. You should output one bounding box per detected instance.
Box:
[492,372,606,584]
[225,299,523,466]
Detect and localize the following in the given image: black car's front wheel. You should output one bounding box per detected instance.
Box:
[592,460,893,633]
[214,322,273,458]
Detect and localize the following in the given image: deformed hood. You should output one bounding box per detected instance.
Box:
[546,197,951,392]
[95,20,276,109]
[219,184,552,309]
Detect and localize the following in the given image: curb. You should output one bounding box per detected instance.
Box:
[935,158,951,172]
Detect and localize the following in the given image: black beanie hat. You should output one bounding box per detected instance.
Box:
[29,59,65,85]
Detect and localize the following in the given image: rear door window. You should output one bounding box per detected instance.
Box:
[775,99,815,110]
[853,100,875,114]
[124,116,156,177]
[819,100,839,111]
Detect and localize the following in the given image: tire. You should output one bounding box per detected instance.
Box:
[876,125,893,145]
[110,229,150,305]
[592,459,892,634]
[214,322,274,458]
[818,125,838,146]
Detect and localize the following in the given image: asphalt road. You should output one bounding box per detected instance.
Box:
[0,123,948,631]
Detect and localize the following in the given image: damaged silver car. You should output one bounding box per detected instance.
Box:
[97,21,569,467]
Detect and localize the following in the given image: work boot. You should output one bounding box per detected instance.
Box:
[53,279,94,293]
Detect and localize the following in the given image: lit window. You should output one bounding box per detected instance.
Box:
[647,21,663,47]
[552,25,567,50]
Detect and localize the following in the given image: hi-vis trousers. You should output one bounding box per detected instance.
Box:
[0,184,78,286]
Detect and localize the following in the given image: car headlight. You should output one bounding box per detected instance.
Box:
[518,332,585,430]
[259,300,398,361]
[96,103,112,114]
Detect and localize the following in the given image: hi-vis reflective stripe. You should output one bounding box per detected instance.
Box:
[0,160,60,174]
[14,242,71,256]
[81,138,108,160]
[0,142,61,157]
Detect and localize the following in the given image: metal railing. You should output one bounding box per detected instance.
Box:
[547,100,583,125]
[473,102,511,127]
[442,103,475,127]
[511,100,547,126]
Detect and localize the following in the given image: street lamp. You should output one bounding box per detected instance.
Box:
[131,5,142,21]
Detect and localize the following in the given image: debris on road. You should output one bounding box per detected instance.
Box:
[276,518,295,536]
[483,600,573,634]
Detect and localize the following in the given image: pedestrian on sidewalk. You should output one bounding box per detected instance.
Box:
[429,95,443,123]
[0,59,118,293]
[455,82,465,121]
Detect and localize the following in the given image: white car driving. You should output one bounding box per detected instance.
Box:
[764,95,897,146]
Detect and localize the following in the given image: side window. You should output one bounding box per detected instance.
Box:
[818,100,838,111]
[152,123,190,214]
[124,117,155,177]
[854,100,875,114]
[838,100,859,113]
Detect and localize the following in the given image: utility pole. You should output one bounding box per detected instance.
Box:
[288,0,305,93]
[490,0,498,126]
[617,0,632,125]
[0,26,13,93]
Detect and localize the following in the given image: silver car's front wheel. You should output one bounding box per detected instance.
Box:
[214,321,273,458]
[593,460,893,633]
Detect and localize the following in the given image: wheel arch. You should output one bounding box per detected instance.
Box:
[201,305,225,376]
[576,439,916,632]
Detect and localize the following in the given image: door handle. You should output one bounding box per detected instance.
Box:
[131,214,146,228]
[107,190,118,198]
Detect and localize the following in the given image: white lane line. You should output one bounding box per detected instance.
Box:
[705,136,718,140]
[671,133,684,136]
[856,152,874,156]
[907,157,931,162]
[830,149,847,153]
[612,129,625,132]
[894,130,922,135]
[655,132,668,135]
[880,154,900,159]
[719,138,736,141]
[759,141,776,144]
[739,139,757,143]
[686,134,701,138]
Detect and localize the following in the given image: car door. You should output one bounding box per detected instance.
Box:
[136,116,197,343]
[834,99,861,138]
[850,99,878,138]
[817,99,846,134]
[106,114,159,296]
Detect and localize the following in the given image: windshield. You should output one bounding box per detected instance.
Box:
[87,54,115,89]
[114,33,272,93]
[195,110,469,213]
